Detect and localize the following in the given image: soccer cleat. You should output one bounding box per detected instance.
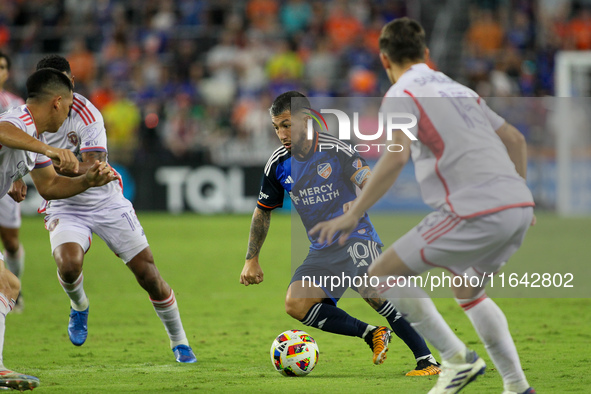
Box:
[68,307,89,346]
[0,369,40,391]
[428,350,486,394]
[406,358,442,376]
[364,326,391,365]
[173,345,197,363]
[12,294,24,314]
[502,388,536,394]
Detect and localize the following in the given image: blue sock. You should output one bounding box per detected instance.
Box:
[376,301,431,359]
[300,302,371,338]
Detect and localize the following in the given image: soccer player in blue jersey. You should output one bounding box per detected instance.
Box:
[240,91,440,375]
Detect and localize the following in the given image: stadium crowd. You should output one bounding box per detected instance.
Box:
[0,0,589,166]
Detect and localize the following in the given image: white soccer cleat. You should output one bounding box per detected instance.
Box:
[428,350,486,394]
[502,389,536,394]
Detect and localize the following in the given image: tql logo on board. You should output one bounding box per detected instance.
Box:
[305,107,417,153]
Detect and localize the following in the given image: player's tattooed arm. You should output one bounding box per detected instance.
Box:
[55,151,107,177]
[245,207,271,260]
[241,207,270,285]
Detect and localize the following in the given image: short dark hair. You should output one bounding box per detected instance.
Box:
[269,91,311,117]
[379,17,426,65]
[26,68,73,101]
[36,54,71,74]
[0,51,11,70]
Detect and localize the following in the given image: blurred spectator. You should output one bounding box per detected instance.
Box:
[266,39,303,80]
[465,9,504,57]
[348,68,378,96]
[161,94,204,159]
[236,30,271,95]
[246,0,278,32]
[280,0,312,37]
[325,1,363,51]
[66,38,96,88]
[202,31,238,106]
[90,74,115,111]
[171,40,198,83]
[305,38,338,92]
[506,10,534,51]
[178,0,207,26]
[151,1,177,32]
[567,7,591,50]
[102,88,141,165]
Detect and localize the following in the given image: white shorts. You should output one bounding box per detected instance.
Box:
[0,195,21,229]
[392,207,533,276]
[44,196,149,263]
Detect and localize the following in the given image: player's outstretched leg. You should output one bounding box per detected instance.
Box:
[455,282,533,394]
[1,226,25,313]
[127,248,196,363]
[0,260,38,390]
[54,244,89,346]
[286,281,391,365]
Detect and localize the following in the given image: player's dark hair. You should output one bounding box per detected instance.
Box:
[36,54,71,74]
[26,68,73,101]
[0,51,11,70]
[269,91,311,117]
[379,17,426,65]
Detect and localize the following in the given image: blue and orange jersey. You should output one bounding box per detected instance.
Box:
[257,132,382,250]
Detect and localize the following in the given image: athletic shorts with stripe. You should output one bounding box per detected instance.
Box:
[0,195,21,229]
[44,195,148,264]
[393,206,534,276]
[290,238,382,304]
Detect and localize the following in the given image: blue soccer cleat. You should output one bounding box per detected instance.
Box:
[0,369,40,391]
[68,307,89,346]
[173,345,197,363]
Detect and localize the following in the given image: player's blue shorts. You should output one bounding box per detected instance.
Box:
[290,238,382,305]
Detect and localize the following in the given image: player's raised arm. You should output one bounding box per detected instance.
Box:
[0,122,79,173]
[310,130,412,245]
[240,207,271,286]
[30,160,118,200]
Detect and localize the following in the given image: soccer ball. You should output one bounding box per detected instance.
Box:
[270,330,319,376]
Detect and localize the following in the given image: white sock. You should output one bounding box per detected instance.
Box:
[417,354,438,364]
[379,277,466,361]
[0,293,13,369]
[151,290,189,348]
[457,295,529,392]
[4,245,24,280]
[58,271,89,311]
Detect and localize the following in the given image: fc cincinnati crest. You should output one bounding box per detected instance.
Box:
[352,158,363,170]
[317,163,332,179]
[67,131,79,146]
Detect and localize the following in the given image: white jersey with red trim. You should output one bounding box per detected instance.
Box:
[42,92,122,212]
[0,105,52,197]
[0,90,25,113]
[382,63,534,218]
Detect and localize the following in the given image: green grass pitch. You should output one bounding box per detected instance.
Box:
[6,212,591,393]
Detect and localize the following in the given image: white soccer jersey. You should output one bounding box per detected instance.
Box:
[42,92,122,212]
[0,105,52,197]
[382,63,534,218]
[0,90,25,113]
